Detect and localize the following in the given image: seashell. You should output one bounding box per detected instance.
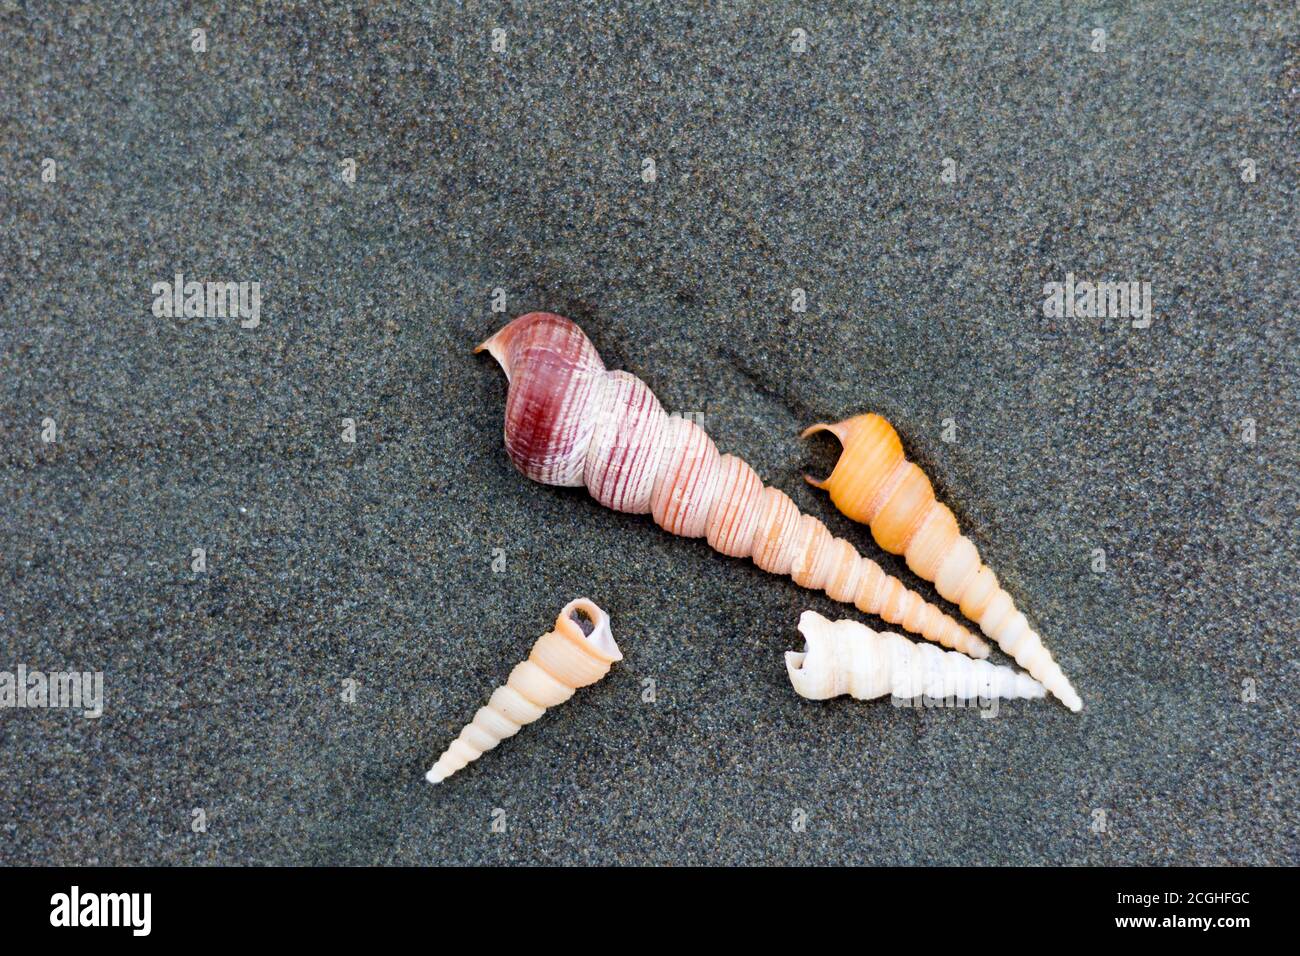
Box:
[426,598,621,784]
[802,413,1081,711]
[786,610,1045,703]
[478,313,988,658]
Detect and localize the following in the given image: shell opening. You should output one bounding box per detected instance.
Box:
[784,647,815,698]
[562,598,622,662]
[569,606,596,636]
[786,610,834,695]
[800,422,846,490]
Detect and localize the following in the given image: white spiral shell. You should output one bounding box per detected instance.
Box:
[786,610,1045,703]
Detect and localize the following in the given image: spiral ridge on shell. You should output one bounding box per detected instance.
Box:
[478,313,988,658]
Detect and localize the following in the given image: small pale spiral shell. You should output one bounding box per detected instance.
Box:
[426,598,621,784]
[478,313,987,658]
[803,413,1081,711]
[786,610,1045,703]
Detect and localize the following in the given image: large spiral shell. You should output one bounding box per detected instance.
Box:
[803,413,1081,711]
[786,610,1045,703]
[478,313,988,658]
[426,598,621,784]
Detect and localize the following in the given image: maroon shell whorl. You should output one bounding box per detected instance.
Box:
[476,312,607,487]
[475,312,603,381]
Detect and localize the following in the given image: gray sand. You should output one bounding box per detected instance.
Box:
[1,1,1296,864]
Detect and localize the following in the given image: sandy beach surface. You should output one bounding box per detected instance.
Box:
[1,1,1296,864]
